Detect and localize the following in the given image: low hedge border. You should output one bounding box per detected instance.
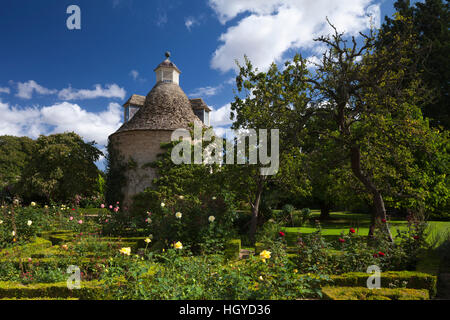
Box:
[328,271,437,297]
[0,281,103,300]
[322,286,430,300]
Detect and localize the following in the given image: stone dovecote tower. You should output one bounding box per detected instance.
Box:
[109,52,209,207]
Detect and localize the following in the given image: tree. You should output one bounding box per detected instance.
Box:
[229,55,311,242]
[305,19,446,241]
[378,0,450,130]
[0,136,35,200]
[19,132,103,203]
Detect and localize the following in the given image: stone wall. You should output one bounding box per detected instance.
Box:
[109,129,173,208]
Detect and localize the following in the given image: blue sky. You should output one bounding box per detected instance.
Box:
[0,0,408,169]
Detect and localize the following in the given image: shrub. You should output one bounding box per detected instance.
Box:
[123,191,238,254]
[321,286,430,300]
[328,271,437,297]
[0,281,103,299]
[100,248,327,300]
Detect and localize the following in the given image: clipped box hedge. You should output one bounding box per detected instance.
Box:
[328,271,437,297]
[322,286,430,300]
[0,281,103,300]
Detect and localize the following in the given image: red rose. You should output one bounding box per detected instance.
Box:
[413,236,420,240]
[378,251,385,257]
[381,219,387,223]
[339,238,345,243]
[373,253,379,258]
[279,231,285,237]
[349,228,356,234]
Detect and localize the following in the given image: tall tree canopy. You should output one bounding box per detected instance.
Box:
[229,55,311,242]
[378,0,450,130]
[0,136,35,200]
[19,132,103,203]
[232,17,449,241]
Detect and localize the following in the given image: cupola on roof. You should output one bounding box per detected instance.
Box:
[112,52,202,134]
[154,51,181,85]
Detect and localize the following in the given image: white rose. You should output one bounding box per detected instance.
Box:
[208,216,216,223]
[27,220,33,226]
[175,212,182,219]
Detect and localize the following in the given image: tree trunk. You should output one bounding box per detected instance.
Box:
[350,146,393,242]
[319,202,331,220]
[249,180,264,244]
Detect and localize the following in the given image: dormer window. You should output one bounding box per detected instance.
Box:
[122,94,145,123]
[190,98,212,126]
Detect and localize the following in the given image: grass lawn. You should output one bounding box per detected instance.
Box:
[282,210,450,248]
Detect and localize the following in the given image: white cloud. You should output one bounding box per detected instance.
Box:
[130,70,139,80]
[306,55,322,69]
[210,103,233,127]
[58,84,126,101]
[0,87,10,94]
[189,85,223,97]
[16,80,57,99]
[0,100,44,137]
[209,0,381,73]
[0,99,122,146]
[185,17,199,31]
[13,80,126,101]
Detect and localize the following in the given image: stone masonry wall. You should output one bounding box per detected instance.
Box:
[109,130,173,208]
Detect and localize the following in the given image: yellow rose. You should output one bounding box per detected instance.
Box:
[119,247,131,256]
[174,241,183,250]
[259,250,271,260]
[30,202,36,207]
[145,238,151,244]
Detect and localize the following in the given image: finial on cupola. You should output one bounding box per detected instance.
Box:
[165,51,171,59]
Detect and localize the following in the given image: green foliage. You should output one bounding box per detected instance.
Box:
[18,132,102,203]
[131,191,237,254]
[378,0,450,130]
[104,139,126,207]
[328,271,437,297]
[0,136,35,200]
[224,239,241,260]
[100,248,326,300]
[0,281,102,299]
[322,286,430,300]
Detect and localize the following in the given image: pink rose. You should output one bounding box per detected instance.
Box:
[109,205,113,209]
[78,220,83,224]
[101,204,105,208]
[69,216,74,221]
[114,207,119,212]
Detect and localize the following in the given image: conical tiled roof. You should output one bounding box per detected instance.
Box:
[113,81,202,134]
